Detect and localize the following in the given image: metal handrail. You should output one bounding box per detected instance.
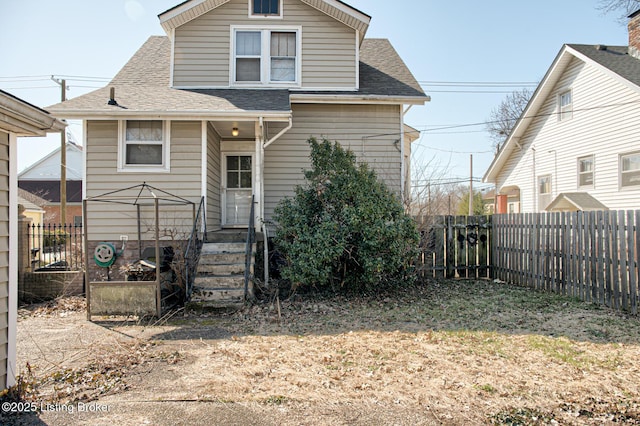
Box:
[244,195,256,300]
[184,196,206,301]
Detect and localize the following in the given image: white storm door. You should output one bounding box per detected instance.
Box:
[223,154,253,226]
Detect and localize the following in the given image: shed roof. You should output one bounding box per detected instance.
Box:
[546,192,609,212]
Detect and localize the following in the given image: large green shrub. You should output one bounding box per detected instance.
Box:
[273,137,419,292]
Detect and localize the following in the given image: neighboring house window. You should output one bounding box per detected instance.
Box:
[578,155,594,188]
[538,174,552,210]
[74,215,83,226]
[251,0,280,16]
[232,27,300,86]
[620,151,640,188]
[118,120,170,172]
[559,90,572,121]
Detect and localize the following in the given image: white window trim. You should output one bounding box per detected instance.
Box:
[117,120,171,173]
[577,154,594,189]
[248,0,283,19]
[620,151,640,189]
[538,174,552,195]
[230,25,302,88]
[558,89,573,121]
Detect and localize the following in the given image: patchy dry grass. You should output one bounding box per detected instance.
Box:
[15,280,640,425]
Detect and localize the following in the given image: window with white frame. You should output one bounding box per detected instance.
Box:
[233,27,299,86]
[620,151,640,188]
[119,120,169,171]
[538,174,552,210]
[251,0,281,16]
[578,155,594,188]
[559,90,572,121]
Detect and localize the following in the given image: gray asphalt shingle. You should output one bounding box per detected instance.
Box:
[569,44,640,89]
[48,35,426,115]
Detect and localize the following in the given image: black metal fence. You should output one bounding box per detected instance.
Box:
[28,223,84,271]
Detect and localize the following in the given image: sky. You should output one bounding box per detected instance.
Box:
[0,0,629,190]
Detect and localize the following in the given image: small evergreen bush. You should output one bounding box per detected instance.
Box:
[273,137,419,293]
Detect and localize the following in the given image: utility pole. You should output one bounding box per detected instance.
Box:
[52,76,67,224]
[469,154,473,216]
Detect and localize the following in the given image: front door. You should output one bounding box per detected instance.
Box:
[223,154,253,226]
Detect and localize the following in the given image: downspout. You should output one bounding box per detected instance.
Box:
[263,116,293,149]
[261,116,293,288]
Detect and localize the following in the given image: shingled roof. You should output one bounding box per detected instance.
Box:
[47,35,427,118]
[568,44,640,89]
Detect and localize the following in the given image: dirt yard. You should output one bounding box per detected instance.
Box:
[7,280,640,425]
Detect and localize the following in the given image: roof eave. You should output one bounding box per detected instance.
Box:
[47,109,292,121]
[484,45,574,183]
[290,94,430,105]
[159,0,370,37]
[0,91,66,136]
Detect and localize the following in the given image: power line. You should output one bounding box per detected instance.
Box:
[426,90,528,94]
[414,99,640,133]
[418,80,539,87]
[421,146,494,155]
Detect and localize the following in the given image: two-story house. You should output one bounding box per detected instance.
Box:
[483,11,640,213]
[48,0,427,245]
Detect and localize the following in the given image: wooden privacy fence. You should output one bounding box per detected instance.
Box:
[492,211,640,315]
[417,215,492,279]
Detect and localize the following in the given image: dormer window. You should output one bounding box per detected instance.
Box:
[232,26,301,86]
[250,0,282,18]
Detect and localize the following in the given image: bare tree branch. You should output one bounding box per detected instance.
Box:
[486,88,533,153]
[598,0,640,21]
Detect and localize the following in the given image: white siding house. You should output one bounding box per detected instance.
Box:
[484,12,640,212]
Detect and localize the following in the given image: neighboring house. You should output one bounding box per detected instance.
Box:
[0,89,65,389]
[482,188,520,215]
[484,11,640,213]
[47,0,428,246]
[17,189,46,225]
[18,140,83,225]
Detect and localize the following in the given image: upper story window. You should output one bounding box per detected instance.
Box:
[251,0,281,16]
[118,120,170,172]
[558,89,573,121]
[232,27,300,87]
[620,151,640,188]
[578,155,594,188]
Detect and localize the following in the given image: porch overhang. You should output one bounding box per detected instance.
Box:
[47,110,292,121]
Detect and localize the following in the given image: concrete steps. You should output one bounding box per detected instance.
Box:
[189,231,255,308]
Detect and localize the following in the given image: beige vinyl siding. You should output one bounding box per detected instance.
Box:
[206,122,222,230]
[173,0,357,88]
[497,57,640,211]
[0,132,8,387]
[263,103,402,221]
[85,120,203,241]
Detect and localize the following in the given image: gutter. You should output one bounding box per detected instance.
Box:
[46,110,292,121]
[290,94,430,105]
[263,116,293,148]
